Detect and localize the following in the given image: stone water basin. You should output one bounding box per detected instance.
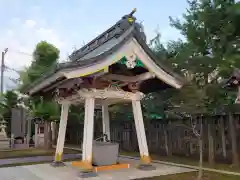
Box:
[92,140,119,166]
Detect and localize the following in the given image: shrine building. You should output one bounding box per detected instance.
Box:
[25,9,185,175]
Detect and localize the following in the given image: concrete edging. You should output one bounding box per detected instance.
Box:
[120,155,240,176]
[63,146,240,176]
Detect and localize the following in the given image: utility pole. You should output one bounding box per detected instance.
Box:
[1,48,8,94]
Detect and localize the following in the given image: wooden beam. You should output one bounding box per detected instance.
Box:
[59,96,129,106]
[56,88,144,104]
[56,93,83,104]
[102,72,155,83]
[43,78,83,92]
[78,88,145,100]
[132,38,183,89]
[42,79,69,92]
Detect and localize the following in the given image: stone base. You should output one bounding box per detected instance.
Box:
[137,164,156,171]
[78,170,98,178]
[50,161,66,167]
[0,140,9,148]
[13,144,29,149]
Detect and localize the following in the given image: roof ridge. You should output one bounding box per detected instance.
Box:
[69,9,137,61]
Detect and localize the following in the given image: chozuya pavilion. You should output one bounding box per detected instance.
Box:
[25,9,184,175]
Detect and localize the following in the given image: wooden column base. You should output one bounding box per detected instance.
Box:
[51,161,65,167]
[138,155,156,171]
[137,164,156,171]
[72,160,93,170]
[54,153,63,162]
[140,155,151,164]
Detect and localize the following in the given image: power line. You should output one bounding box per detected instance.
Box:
[2,47,70,62]
[4,76,20,84]
[1,48,8,94]
[7,49,33,57]
[4,66,21,74]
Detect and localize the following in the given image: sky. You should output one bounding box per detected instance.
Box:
[0,0,188,90]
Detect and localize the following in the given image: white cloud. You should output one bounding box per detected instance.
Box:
[9,18,21,26]
[24,20,36,28]
[0,15,72,91]
[0,18,69,68]
[36,28,65,50]
[30,5,41,14]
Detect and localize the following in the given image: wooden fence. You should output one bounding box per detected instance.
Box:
[65,114,240,164]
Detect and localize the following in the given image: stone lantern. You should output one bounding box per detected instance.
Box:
[0,119,9,148]
[0,119,7,138]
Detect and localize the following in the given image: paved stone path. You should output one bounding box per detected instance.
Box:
[0,154,81,166]
[64,146,240,177]
[0,158,195,180]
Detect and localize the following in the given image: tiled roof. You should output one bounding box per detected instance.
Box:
[24,9,184,94]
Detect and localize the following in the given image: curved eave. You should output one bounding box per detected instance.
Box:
[26,24,185,96]
[27,38,135,96]
[25,26,136,95]
[62,38,184,89]
[131,38,184,89]
[133,31,185,88]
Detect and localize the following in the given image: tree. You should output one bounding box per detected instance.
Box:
[19,41,60,149]
[20,41,59,90]
[147,2,240,171]
[29,98,60,148]
[170,0,239,76]
[168,0,240,169]
[0,90,18,137]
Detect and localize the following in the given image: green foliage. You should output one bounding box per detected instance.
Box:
[0,90,18,137]
[0,90,18,110]
[169,0,238,112]
[29,98,60,121]
[19,41,60,122]
[20,41,60,89]
[170,0,239,76]
[14,0,240,123]
[109,104,133,121]
[68,105,85,124]
[147,0,240,117]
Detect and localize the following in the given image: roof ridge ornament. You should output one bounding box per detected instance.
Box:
[125,53,137,69]
[122,8,137,23]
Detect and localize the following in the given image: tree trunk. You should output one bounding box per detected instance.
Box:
[51,122,57,145]
[198,117,203,180]
[190,142,193,155]
[44,121,53,149]
[208,120,215,166]
[220,116,227,159]
[44,121,48,148]
[229,113,239,167]
[48,122,52,149]
[54,122,59,145]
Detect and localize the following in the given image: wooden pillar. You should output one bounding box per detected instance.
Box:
[208,119,215,166]
[26,117,31,146]
[229,113,239,166]
[102,103,110,142]
[34,124,38,147]
[132,99,151,164]
[80,97,95,169]
[51,121,57,145]
[220,116,227,158]
[52,103,69,166]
